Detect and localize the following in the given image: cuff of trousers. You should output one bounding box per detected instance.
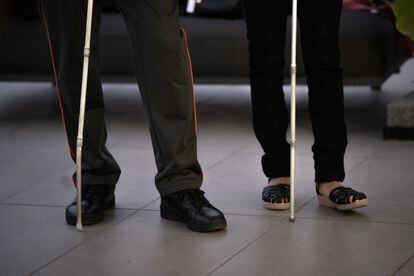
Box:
[262,153,290,179]
[314,155,345,183]
[72,171,121,186]
[156,171,203,197]
[314,170,345,183]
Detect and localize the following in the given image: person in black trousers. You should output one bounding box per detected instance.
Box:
[244,0,368,210]
[39,0,226,232]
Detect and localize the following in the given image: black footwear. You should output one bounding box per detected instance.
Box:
[65,185,115,226]
[316,183,368,211]
[160,189,227,232]
[262,184,290,210]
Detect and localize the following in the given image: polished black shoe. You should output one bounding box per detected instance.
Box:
[65,185,115,226]
[160,189,227,232]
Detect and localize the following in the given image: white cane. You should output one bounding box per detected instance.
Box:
[186,0,202,14]
[289,0,298,222]
[76,0,95,231]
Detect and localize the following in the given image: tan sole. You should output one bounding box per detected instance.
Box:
[263,201,290,210]
[318,195,368,211]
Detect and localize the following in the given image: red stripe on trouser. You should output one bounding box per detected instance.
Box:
[39,0,75,158]
[179,26,198,132]
[179,26,204,178]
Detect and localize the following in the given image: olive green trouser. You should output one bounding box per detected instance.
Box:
[39,0,203,196]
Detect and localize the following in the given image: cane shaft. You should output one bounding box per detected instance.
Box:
[290,0,298,222]
[76,0,94,231]
[186,0,202,13]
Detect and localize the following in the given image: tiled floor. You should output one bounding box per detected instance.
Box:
[1,59,414,276]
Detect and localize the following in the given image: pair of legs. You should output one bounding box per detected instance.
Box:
[39,0,226,231]
[244,0,367,210]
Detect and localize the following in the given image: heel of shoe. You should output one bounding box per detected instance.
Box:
[317,195,337,208]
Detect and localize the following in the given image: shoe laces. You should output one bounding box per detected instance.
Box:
[185,189,211,209]
[81,185,107,203]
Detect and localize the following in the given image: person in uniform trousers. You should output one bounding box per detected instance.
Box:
[39,0,226,232]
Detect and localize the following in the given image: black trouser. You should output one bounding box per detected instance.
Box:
[39,0,202,196]
[244,0,348,183]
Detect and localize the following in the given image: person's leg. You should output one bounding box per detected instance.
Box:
[115,0,225,231]
[39,0,121,225]
[298,0,367,209]
[116,0,202,196]
[298,0,346,184]
[244,0,292,210]
[39,0,121,186]
[244,0,291,181]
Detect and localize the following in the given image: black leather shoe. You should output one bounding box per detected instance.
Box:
[160,189,227,232]
[65,185,115,226]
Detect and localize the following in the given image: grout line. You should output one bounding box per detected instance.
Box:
[138,209,287,221]
[204,141,257,172]
[3,200,414,227]
[207,213,414,275]
[0,201,152,212]
[294,216,414,227]
[0,202,142,212]
[346,141,388,175]
[0,184,47,203]
[0,202,67,208]
[140,208,414,226]
[5,202,412,227]
[391,252,414,276]
[295,195,317,213]
[215,212,286,219]
[140,196,161,209]
[206,231,268,276]
[28,197,160,276]
[206,215,292,275]
[0,168,70,204]
[28,211,141,275]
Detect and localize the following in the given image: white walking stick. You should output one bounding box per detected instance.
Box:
[76,0,95,231]
[186,0,202,14]
[289,0,298,222]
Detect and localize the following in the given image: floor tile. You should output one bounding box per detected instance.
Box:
[210,218,414,276]
[0,122,24,137]
[0,205,135,276]
[0,143,72,201]
[197,121,257,153]
[0,82,56,118]
[32,211,278,276]
[0,119,69,148]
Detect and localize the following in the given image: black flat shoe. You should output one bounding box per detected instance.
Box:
[160,189,227,232]
[262,184,290,210]
[65,185,115,226]
[316,184,368,211]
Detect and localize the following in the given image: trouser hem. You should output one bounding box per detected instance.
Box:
[73,172,120,186]
[156,173,202,197]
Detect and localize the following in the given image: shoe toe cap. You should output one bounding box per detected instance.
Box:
[197,207,226,223]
